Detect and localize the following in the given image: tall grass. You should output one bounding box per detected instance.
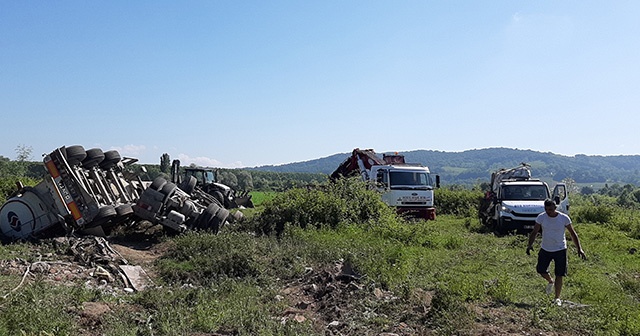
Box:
[1,185,639,335]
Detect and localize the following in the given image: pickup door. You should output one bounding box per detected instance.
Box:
[552,183,570,215]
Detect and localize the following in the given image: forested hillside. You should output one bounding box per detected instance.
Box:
[3,147,640,195]
[250,148,640,185]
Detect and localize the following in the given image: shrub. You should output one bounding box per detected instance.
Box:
[251,178,397,236]
[0,176,40,204]
[435,187,483,217]
[572,204,616,224]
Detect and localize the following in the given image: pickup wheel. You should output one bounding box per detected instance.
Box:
[100,150,121,170]
[82,148,105,169]
[495,218,507,235]
[65,145,87,166]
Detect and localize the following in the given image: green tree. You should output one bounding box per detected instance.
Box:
[160,153,171,173]
[581,186,595,195]
[218,171,238,189]
[236,170,253,191]
[15,144,33,161]
[561,177,580,194]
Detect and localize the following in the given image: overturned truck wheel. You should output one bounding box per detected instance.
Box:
[179,176,197,195]
[65,145,87,166]
[149,177,167,191]
[82,148,105,169]
[195,203,225,233]
[100,150,121,170]
[89,205,117,228]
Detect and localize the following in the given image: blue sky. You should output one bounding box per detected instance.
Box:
[1,1,639,167]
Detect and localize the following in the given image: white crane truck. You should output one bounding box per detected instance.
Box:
[331,148,440,220]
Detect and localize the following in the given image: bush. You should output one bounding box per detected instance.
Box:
[251,178,398,236]
[572,204,616,224]
[435,187,483,217]
[157,232,264,284]
[571,194,640,238]
[0,176,41,204]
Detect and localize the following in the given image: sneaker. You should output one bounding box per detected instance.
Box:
[555,298,562,306]
[545,282,554,295]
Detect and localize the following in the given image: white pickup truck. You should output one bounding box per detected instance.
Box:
[479,164,569,233]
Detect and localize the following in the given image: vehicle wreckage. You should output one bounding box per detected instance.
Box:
[0,145,244,243]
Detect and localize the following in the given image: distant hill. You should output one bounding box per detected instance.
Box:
[249,148,640,186]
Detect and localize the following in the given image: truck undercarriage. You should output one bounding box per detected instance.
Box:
[0,145,242,243]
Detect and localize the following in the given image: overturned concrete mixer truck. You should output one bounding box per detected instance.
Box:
[0,145,232,243]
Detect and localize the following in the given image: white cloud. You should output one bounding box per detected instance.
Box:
[110,144,147,156]
[176,154,245,168]
[512,12,521,22]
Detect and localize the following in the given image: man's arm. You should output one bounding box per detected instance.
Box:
[566,224,587,260]
[526,222,541,255]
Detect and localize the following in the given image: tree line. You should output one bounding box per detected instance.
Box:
[0,153,328,204]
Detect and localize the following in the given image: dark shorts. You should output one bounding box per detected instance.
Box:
[536,248,568,277]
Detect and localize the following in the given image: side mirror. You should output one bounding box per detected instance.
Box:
[435,175,440,188]
[554,196,560,204]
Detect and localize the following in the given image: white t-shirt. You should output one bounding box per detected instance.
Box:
[536,212,572,252]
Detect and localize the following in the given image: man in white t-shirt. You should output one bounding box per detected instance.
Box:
[526,199,586,306]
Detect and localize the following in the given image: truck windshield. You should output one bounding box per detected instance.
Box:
[389,171,432,187]
[502,185,549,200]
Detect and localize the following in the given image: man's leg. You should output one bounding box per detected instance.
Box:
[554,276,563,300]
[553,249,568,301]
[540,272,553,283]
[537,249,554,291]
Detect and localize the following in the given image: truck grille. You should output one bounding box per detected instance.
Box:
[513,212,540,218]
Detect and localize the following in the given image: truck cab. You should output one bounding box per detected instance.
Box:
[371,164,439,220]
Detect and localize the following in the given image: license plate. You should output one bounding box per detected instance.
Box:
[524,225,534,229]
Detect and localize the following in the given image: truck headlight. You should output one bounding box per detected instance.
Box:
[500,205,513,214]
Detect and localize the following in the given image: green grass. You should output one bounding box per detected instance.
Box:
[1,216,639,335]
[1,183,640,335]
[249,191,279,206]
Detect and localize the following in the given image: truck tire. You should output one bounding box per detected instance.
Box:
[115,203,134,217]
[100,150,121,170]
[212,191,224,206]
[179,176,197,195]
[196,203,220,230]
[150,177,167,191]
[82,148,105,169]
[65,145,87,166]
[212,207,230,233]
[207,216,222,234]
[160,182,177,203]
[495,218,507,235]
[90,205,117,227]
